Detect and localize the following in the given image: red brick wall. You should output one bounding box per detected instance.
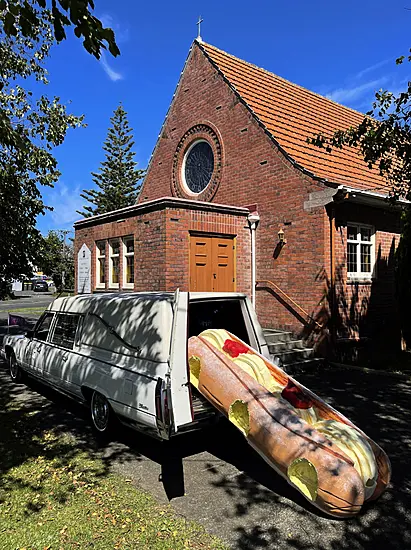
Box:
[140,42,327,335]
[164,208,251,294]
[74,204,250,295]
[74,210,167,293]
[330,203,401,351]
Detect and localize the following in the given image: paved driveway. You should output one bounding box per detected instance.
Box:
[0,361,410,549]
[0,291,54,318]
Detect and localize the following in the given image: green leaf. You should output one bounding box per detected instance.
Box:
[52,9,67,42]
[8,2,21,16]
[4,12,18,36]
[58,0,70,11]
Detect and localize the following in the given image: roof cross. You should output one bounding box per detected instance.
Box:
[196,16,203,42]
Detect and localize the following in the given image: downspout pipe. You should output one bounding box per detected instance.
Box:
[329,205,336,343]
[247,212,260,308]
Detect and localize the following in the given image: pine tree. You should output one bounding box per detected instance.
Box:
[78,104,145,217]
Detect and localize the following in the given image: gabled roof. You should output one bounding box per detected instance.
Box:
[198,41,389,195]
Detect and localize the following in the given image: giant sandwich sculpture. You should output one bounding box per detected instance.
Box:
[188,329,391,518]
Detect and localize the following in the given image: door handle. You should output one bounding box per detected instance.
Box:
[62,354,69,362]
[213,273,216,279]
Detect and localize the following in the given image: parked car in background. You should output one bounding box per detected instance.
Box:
[32,280,49,292]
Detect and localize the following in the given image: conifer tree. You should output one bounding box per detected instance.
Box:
[78,104,145,217]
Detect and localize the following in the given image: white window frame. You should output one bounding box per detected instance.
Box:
[347,223,375,281]
[122,236,135,289]
[109,239,120,289]
[95,241,106,289]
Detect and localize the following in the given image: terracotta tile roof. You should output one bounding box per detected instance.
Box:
[199,41,389,195]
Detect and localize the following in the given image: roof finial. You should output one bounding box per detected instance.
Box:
[196,15,203,42]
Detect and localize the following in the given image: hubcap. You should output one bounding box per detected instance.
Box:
[92,393,109,431]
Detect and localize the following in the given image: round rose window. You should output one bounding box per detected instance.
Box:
[182,140,214,194]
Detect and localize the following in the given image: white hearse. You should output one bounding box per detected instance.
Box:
[1,291,269,439]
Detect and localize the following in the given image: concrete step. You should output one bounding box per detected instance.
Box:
[267,340,305,353]
[263,329,294,344]
[271,347,315,365]
[264,327,318,373]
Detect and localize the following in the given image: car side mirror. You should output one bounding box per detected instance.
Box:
[26,329,34,339]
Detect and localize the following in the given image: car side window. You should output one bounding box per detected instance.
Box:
[51,314,81,350]
[34,312,55,342]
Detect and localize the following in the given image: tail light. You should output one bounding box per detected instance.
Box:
[155,378,171,438]
[163,389,170,427]
[155,378,163,423]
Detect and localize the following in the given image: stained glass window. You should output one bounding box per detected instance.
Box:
[184,141,214,194]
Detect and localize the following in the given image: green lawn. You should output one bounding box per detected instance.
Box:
[0,399,227,550]
[7,306,46,316]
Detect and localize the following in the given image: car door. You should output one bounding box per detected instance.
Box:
[45,312,82,397]
[169,291,194,431]
[24,312,55,376]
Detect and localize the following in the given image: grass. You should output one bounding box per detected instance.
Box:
[0,398,227,550]
[7,307,46,316]
[52,291,74,298]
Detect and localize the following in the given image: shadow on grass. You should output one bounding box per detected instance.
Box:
[0,367,110,518]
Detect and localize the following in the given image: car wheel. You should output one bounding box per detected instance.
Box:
[9,353,23,383]
[90,391,113,434]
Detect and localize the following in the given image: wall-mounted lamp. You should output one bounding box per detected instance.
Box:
[278,228,287,245]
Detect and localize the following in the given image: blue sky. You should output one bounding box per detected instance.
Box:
[37,0,411,234]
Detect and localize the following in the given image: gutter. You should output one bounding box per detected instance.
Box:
[74,196,250,228]
[247,212,260,308]
[334,184,409,209]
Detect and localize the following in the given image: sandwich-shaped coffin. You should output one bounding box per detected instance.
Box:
[188,330,391,518]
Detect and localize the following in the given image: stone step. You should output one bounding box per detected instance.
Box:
[263,329,294,344]
[267,339,305,352]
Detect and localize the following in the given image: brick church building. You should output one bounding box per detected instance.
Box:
[74,40,403,358]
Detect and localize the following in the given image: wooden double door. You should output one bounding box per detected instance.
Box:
[189,234,235,292]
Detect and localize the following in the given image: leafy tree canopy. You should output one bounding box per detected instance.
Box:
[38,230,74,291]
[308,52,411,201]
[78,104,145,217]
[0,5,84,295]
[1,0,119,59]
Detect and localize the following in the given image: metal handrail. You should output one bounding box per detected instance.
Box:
[256,279,323,329]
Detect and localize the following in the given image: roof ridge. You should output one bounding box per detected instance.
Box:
[197,40,367,120]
